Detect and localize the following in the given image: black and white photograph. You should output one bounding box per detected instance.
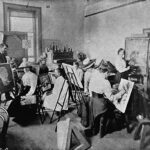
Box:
[1,0,150,150]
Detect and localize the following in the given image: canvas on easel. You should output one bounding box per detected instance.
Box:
[0,63,14,93]
[113,78,134,113]
[39,73,52,93]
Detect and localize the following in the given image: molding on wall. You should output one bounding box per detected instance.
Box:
[85,0,146,17]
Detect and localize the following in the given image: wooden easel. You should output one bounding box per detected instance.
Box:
[50,79,69,124]
[67,67,83,102]
[62,65,85,111]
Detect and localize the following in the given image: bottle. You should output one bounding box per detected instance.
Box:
[55,44,58,52]
[52,42,55,51]
[64,46,66,52]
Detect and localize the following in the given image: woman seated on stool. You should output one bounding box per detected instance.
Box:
[7,64,38,124]
[85,62,125,138]
[42,67,69,117]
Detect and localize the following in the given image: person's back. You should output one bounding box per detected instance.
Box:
[89,69,110,96]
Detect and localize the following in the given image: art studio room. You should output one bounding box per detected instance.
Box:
[1,0,150,149]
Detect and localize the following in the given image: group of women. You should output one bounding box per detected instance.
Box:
[5,46,132,136]
[76,48,131,138]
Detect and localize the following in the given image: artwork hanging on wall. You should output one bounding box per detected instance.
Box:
[0,63,14,93]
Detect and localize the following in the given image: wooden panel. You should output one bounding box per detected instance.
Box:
[125,37,150,93]
[125,37,149,75]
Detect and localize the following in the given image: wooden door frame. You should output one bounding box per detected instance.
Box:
[3,2,42,61]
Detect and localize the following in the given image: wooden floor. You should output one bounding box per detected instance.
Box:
[0,101,140,150]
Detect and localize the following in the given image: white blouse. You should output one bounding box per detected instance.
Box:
[89,69,123,102]
[115,56,127,73]
[75,68,84,81]
[22,71,38,96]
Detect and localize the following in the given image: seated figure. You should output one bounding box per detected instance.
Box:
[85,62,125,138]
[43,68,69,113]
[7,63,38,124]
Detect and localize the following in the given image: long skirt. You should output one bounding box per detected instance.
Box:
[7,96,37,124]
[80,92,108,128]
[89,92,125,135]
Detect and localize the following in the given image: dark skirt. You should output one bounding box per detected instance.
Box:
[80,92,108,128]
[7,96,37,125]
[91,92,108,119]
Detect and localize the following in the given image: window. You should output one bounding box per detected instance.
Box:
[4,3,42,62]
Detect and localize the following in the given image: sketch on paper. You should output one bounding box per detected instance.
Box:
[0,63,14,93]
[113,79,134,113]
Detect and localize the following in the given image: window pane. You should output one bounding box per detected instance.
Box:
[10,17,34,32]
[10,10,34,18]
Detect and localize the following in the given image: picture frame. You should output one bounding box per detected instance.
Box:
[0,63,14,93]
[39,73,52,92]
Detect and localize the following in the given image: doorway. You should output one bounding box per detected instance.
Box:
[3,3,42,62]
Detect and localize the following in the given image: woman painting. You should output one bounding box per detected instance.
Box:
[85,62,125,138]
[115,48,130,81]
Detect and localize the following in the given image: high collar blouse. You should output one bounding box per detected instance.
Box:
[115,56,127,73]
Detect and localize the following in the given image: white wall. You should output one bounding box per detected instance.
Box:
[84,0,150,63]
[0,0,84,54]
